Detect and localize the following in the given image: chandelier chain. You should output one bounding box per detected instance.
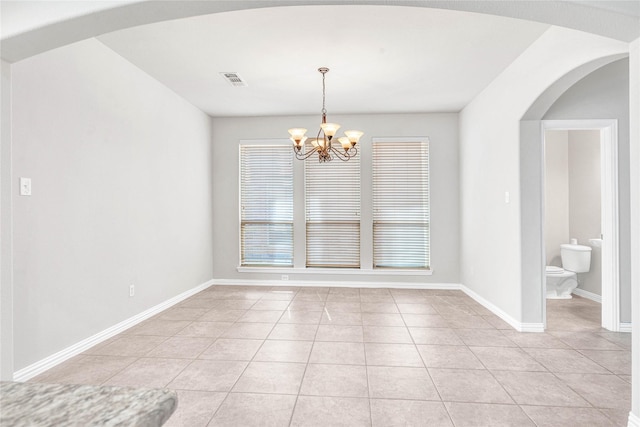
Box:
[321,71,327,116]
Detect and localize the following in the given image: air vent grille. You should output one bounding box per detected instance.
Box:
[220,72,248,87]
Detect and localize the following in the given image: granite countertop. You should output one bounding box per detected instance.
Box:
[0,381,177,426]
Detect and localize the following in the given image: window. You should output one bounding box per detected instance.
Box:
[372,138,430,269]
[305,150,361,268]
[240,143,293,266]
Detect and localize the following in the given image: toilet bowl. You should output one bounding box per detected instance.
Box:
[546,243,591,299]
[545,266,578,299]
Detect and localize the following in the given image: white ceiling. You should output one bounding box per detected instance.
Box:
[0,0,142,40]
[97,5,549,117]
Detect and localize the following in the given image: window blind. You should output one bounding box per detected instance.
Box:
[240,144,293,266]
[372,139,430,269]
[305,148,361,268]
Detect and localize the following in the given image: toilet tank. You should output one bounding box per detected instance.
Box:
[560,244,592,273]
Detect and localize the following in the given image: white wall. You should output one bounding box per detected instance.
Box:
[544,130,570,266]
[629,36,639,425]
[460,26,627,326]
[1,59,13,380]
[211,113,459,285]
[10,39,214,371]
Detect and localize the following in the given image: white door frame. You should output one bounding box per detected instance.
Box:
[541,119,620,331]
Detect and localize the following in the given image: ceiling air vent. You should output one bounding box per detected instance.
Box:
[220,72,248,87]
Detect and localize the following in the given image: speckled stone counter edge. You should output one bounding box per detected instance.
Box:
[0,381,177,426]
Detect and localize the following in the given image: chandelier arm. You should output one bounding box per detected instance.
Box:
[328,146,353,162]
[294,145,321,161]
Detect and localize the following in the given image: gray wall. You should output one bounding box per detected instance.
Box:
[11,39,214,370]
[543,58,630,321]
[211,113,460,285]
[1,59,13,379]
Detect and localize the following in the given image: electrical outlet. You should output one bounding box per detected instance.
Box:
[129,285,135,297]
[20,178,32,196]
[281,275,289,281]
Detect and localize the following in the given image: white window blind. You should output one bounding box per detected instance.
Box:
[305,150,361,268]
[240,144,293,267]
[373,138,430,269]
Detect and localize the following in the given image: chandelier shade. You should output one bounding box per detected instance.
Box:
[288,67,363,162]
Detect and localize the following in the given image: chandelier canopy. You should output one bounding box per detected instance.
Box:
[288,67,363,163]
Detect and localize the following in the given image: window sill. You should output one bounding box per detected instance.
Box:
[236,266,433,276]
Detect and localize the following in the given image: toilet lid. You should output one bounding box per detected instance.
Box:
[546,266,564,274]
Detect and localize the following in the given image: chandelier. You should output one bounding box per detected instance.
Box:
[288,67,363,162]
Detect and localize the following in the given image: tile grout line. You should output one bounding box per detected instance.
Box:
[286,289,323,427]
[468,339,540,425]
[423,289,543,425]
[397,291,452,425]
[159,292,263,426]
[83,309,204,388]
[198,288,290,424]
[355,290,374,427]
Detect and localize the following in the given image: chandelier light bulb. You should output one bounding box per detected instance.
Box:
[320,123,340,139]
[290,136,308,148]
[344,130,363,146]
[288,128,308,144]
[338,137,351,151]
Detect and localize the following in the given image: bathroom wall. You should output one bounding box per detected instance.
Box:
[544,129,601,295]
[544,130,570,266]
[568,130,602,295]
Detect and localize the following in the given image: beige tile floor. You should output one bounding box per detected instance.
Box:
[32,287,631,426]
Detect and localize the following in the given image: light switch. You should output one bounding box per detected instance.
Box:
[20,178,32,196]
[504,191,510,204]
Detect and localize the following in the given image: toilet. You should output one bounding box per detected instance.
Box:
[546,243,592,299]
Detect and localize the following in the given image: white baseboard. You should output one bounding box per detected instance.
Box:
[517,322,546,333]
[628,412,640,427]
[13,279,214,382]
[620,322,633,333]
[572,287,602,303]
[212,278,461,290]
[460,285,544,333]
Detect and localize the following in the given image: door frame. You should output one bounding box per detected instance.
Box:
[541,119,620,331]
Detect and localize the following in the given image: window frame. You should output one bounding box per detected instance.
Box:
[237,136,432,276]
[239,139,294,268]
[372,136,431,270]
[304,144,361,269]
